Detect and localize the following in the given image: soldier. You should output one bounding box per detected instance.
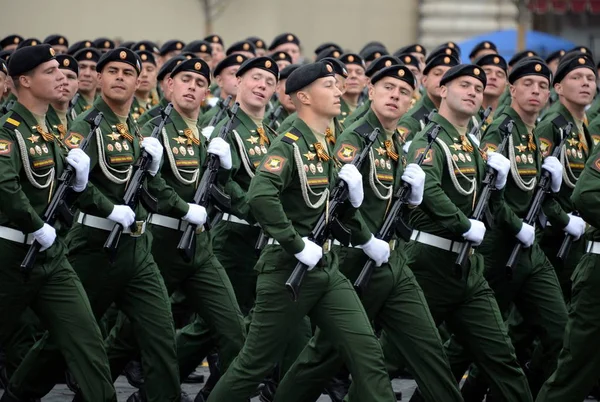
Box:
[205,35,225,68]
[66,40,95,56]
[394,43,427,72]
[131,50,159,121]
[468,41,498,62]
[272,51,292,71]
[338,53,368,124]
[93,38,115,54]
[268,33,301,64]
[7,47,187,402]
[206,60,397,402]
[182,40,213,65]
[360,45,389,69]
[545,50,565,76]
[71,48,102,119]
[0,35,23,52]
[0,44,116,402]
[406,64,533,401]
[247,37,267,57]
[158,40,185,66]
[496,50,539,114]
[226,40,256,59]
[43,34,69,55]
[0,59,9,107]
[273,64,464,402]
[263,64,299,130]
[314,42,343,60]
[47,54,79,136]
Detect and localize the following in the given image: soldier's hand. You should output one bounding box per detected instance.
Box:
[402,163,425,206]
[564,214,586,240]
[338,164,364,208]
[542,156,563,193]
[487,152,510,190]
[183,204,208,227]
[202,126,215,140]
[208,137,232,170]
[33,223,57,251]
[402,140,412,154]
[141,137,164,176]
[294,237,323,270]
[516,222,535,248]
[107,205,136,228]
[360,235,390,267]
[462,219,486,246]
[66,148,90,192]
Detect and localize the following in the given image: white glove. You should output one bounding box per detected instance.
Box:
[542,156,563,193]
[338,164,364,208]
[107,205,136,228]
[402,140,412,154]
[182,203,207,227]
[487,152,510,190]
[201,126,215,140]
[360,235,390,267]
[563,214,586,240]
[141,137,163,176]
[462,219,486,246]
[66,148,90,192]
[402,163,425,206]
[294,237,323,270]
[207,137,232,170]
[516,222,535,248]
[33,223,57,252]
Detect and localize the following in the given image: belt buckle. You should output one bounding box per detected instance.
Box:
[323,239,332,254]
[389,240,396,251]
[195,225,205,235]
[130,221,146,237]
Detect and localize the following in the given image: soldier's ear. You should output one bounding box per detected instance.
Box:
[296,89,310,105]
[439,84,448,99]
[368,83,375,101]
[166,77,174,93]
[554,83,562,96]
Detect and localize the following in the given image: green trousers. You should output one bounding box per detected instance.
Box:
[536,251,600,402]
[403,240,533,401]
[9,224,179,402]
[206,245,396,402]
[0,238,115,401]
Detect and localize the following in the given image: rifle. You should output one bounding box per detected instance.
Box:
[556,210,581,262]
[454,120,514,275]
[285,127,381,301]
[67,93,80,118]
[267,105,283,130]
[207,95,232,127]
[103,103,173,262]
[468,106,492,147]
[177,103,239,262]
[353,124,441,296]
[20,112,104,275]
[505,122,573,278]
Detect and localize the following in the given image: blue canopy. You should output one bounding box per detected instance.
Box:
[457,29,576,63]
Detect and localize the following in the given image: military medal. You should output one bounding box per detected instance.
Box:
[254,146,261,156]
[459,153,466,163]
[35,145,42,155]
[566,149,572,157]
[180,146,186,156]
[452,154,458,162]
[375,159,380,167]
[172,147,179,155]
[115,142,122,152]
[466,154,472,162]
[376,146,386,156]
[29,147,35,156]
[249,148,255,156]
[188,147,194,156]
[107,132,121,141]
[41,144,48,154]
[260,144,268,154]
[527,154,534,164]
[516,155,521,163]
[521,154,527,163]
[309,163,316,174]
[122,141,129,151]
[386,160,391,170]
[304,164,309,172]
[107,144,114,152]
[316,162,323,173]
[27,134,40,143]
[578,150,583,159]
[380,158,385,168]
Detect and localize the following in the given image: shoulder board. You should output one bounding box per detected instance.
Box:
[281,127,302,144]
[150,107,161,117]
[412,105,429,121]
[3,112,22,129]
[83,109,100,125]
[551,114,569,130]
[354,122,374,137]
[498,115,513,132]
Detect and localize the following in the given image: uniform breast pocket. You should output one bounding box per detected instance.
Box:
[374,158,395,185]
[246,143,269,168]
[28,145,55,171]
[105,141,134,167]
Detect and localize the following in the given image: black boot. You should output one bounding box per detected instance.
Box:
[258,365,280,402]
[0,389,40,402]
[124,359,144,388]
[324,368,351,402]
[195,352,221,401]
[460,375,488,402]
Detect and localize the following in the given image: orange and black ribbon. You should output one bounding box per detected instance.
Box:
[384,139,399,162]
[460,135,474,153]
[527,134,537,152]
[325,128,336,145]
[578,132,589,155]
[183,128,200,146]
[313,142,330,162]
[115,123,134,142]
[36,126,55,142]
[56,124,66,140]
[257,126,270,146]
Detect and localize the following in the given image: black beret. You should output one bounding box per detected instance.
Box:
[285,61,335,94]
[16,38,42,50]
[442,41,461,57]
[44,34,69,48]
[553,52,597,85]
[180,52,196,60]
[361,45,389,62]
[279,64,301,80]
[272,51,292,64]
[569,46,593,57]
[339,53,366,70]
[320,57,348,78]
[236,56,279,80]
[132,41,159,54]
[56,54,78,75]
[205,35,224,47]
[160,40,185,56]
[0,59,7,76]
[157,56,186,81]
[474,54,507,73]
[226,40,256,56]
[183,40,212,54]
[213,53,248,76]
[67,40,95,56]
[8,44,56,77]
[73,48,102,64]
[269,33,300,51]
[546,49,566,64]
[371,65,416,90]
[508,50,538,67]
[121,41,135,49]
[170,58,211,84]
[96,47,142,75]
[396,54,420,69]
[136,50,157,66]
[314,42,342,56]
[365,55,401,78]
[247,37,266,50]
[468,41,498,59]
[360,41,386,54]
[93,38,115,51]
[394,44,427,57]
[315,48,343,61]
[508,57,552,84]
[426,45,460,64]
[0,50,13,62]
[0,35,23,49]
[440,64,487,87]
[423,54,460,75]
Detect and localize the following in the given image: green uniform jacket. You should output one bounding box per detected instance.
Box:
[247,117,371,256]
[586,113,600,147]
[586,95,600,123]
[277,111,344,139]
[262,100,291,131]
[339,98,352,127]
[70,93,92,121]
[572,135,600,241]
[0,93,17,116]
[397,93,436,142]
[137,97,169,128]
[342,99,371,128]
[198,103,220,127]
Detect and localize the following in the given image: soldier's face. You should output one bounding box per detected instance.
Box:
[555,67,597,107]
[138,62,158,93]
[216,65,240,97]
[482,65,507,98]
[98,62,138,104]
[211,44,225,66]
[369,77,413,122]
[510,76,550,115]
[255,48,267,57]
[407,65,421,87]
[159,75,172,101]
[78,61,98,93]
[59,69,79,103]
[0,72,6,97]
[273,44,300,64]
[52,45,68,55]
[22,60,65,102]
[276,79,295,112]
[441,77,484,117]
[345,64,367,96]
[411,52,426,71]
[423,66,451,99]
[276,60,291,71]
[169,72,208,114]
[237,68,277,110]
[301,76,342,118]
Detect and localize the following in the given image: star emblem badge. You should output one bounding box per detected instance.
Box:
[247,135,259,145]
[451,143,462,151]
[27,134,40,143]
[107,133,121,141]
[303,151,316,161]
[515,144,528,153]
[173,136,187,145]
[376,147,386,155]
